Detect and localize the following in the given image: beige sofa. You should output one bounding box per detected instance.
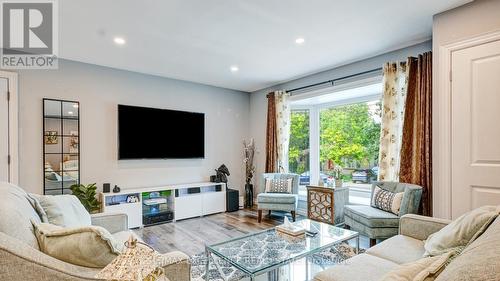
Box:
[0,182,191,281]
[314,213,500,281]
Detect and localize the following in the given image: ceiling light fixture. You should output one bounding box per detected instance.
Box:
[68,111,74,115]
[230,66,239,72]
[72,104,79,108]
[113,37,126,45]
[295,37,305,45]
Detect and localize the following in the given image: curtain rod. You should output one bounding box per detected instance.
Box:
[286,67,383,94]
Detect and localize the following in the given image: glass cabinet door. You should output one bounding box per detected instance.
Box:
[43,99,80,195]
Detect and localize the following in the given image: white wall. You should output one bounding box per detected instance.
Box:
[433,0,500,219]
[18,60,249,194]
[249,41,432,193]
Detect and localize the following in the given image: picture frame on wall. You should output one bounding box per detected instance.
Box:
[69,130,79,153]
[44,131,58,144]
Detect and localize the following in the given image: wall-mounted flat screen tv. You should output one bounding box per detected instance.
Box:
[118,104,205,159]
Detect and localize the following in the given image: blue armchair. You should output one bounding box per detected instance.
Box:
[344,181,423,246]
[257,173,300,223]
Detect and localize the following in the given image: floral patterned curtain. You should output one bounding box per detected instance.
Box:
[275,90,291,172]
[378,62,409,181]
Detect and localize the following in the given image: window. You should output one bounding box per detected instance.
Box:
[320,100,381,193]
[289,76,382,203]
[288,110,310,189]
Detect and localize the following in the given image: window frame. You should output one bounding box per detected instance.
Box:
[289,75,383,201]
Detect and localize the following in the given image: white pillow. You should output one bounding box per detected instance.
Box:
[31,194,91,227]
[371,185,404,215]
[265,178,293,193]
[423,205,500,256]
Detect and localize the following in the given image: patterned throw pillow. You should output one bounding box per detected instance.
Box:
[265,178,293,193]
[371,185,404,215]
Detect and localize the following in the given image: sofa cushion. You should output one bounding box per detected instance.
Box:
[31,194,92,228]
[0,182,42,250]
[265,178,292,193]
[344,205,399,228]
[380,251,455,281]
[314,253,399,281]
[257,193,298,204]
[435,216,500,281]
[424,205,499,256]
[371,185,404,215]
[33,222,123,268]
[366,235,425,264]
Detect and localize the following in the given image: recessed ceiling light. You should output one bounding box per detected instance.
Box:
[68,111,74,115]
[72,104,79,108]
[295,37,305,44]
[230,66,239,72]
[113,37,126,45]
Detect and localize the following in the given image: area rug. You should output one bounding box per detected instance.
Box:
[190,242,361,281]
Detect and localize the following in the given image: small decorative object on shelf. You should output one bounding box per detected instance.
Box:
[96,236,166,281]
[333,165,343,188]
[113,185,121,193]
[126,194,139,203]
[70,183,100,213]
[243,138,255,208]
[215,164,230,183]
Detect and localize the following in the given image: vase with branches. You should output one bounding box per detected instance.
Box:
[243,138,255,208]
[333,165,343,188]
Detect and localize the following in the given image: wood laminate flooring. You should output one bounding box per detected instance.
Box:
[134,209,370,256]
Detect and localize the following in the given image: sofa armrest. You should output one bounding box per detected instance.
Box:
[0,232,100,281]
[157,251,191,281]
[399,214,451,241]
[91,213,128,234]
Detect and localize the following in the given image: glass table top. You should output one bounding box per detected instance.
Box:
[206,219,358,275]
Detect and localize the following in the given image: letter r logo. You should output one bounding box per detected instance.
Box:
[2,2,53,55]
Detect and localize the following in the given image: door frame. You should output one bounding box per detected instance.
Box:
[0,71,18,184]
[434,30,500,219]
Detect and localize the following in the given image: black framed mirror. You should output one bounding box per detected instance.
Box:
[43,98,80,195]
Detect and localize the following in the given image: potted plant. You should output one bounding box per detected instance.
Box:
[243,138,255,208]
[333,165,343,188]
[70,183,100,213]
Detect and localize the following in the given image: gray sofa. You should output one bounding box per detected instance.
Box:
[0,182,190,281]
[315,213,500,281]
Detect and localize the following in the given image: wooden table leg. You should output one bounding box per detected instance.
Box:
[258,209,262,223]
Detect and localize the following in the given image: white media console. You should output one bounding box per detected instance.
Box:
[100,182,226,228]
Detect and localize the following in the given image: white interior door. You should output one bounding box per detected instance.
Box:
[451,39,500,218]
[0,78,9,182]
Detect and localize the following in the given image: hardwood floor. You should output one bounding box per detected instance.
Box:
[134,209,370,256]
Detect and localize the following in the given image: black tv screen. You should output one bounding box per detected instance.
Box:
[118,104,205,159]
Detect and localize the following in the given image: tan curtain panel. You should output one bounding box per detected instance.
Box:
[400,52,433,216]
[378,62,408,181]
[265,92,278,173]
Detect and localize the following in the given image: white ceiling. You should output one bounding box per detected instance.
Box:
[59,0,471,92]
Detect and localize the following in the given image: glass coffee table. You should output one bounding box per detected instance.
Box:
[205,219,359,281]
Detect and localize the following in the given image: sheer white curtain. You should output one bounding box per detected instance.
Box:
[378,62,408,181]
[275,90,291,173]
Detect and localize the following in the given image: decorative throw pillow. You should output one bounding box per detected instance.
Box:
[423,205,499,257]
[30,194,92,228]
[33,222,123,268]
[380,251,456,281]
[371,185,404,215]
[265,178,293,193]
